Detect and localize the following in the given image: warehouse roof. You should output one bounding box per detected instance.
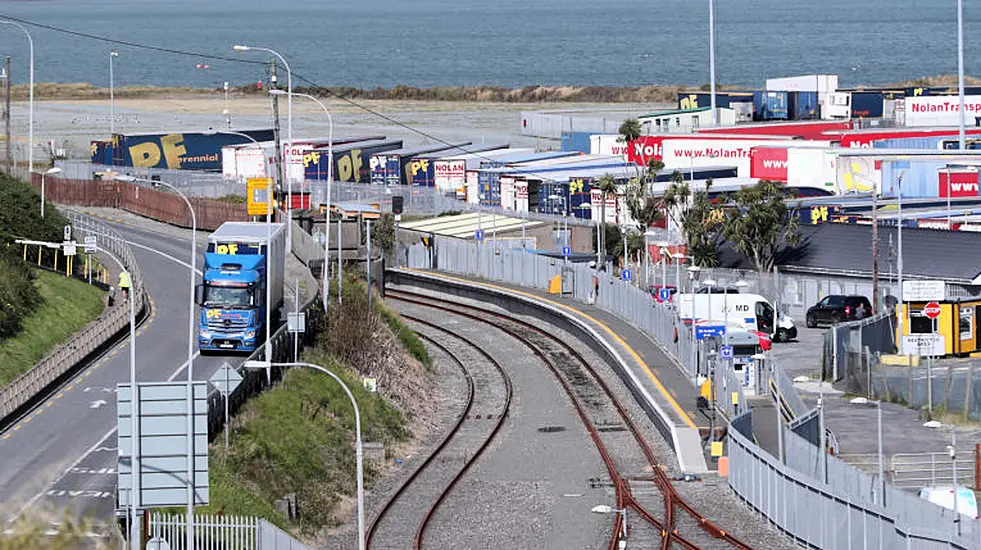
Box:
[399,213,544,240]
[716,223,981,284]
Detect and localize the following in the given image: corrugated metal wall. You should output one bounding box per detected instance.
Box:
[521,111,621,139]
[881,159,944,198]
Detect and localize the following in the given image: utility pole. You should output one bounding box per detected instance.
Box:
[270,60,284,220]
[871,183,879,312]
[4,56,10,174]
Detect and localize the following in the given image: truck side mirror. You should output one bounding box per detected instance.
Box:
[195,284,205,306]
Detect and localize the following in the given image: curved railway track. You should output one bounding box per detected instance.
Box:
[366,314,513,550]
[385,287,753,550]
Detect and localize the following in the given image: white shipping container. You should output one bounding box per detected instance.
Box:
[662,138,797,177]
[589,134,630,159]
[786,148,838,194]
[766,74,838,93]
[434,159,467,194]
[590,188,618,224]
[466,170,480,204]
[905,96,981,126]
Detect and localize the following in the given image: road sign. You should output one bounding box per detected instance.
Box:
[695,325,726,340]
[363,377,378,392]
[720,345,734,360]
[209,362,243,396]
[475,229,485,242]
[924,301,942,319]
[63,225,71,241]
[287,312,306,333]
[562,246,571,257]
[247,177,272,216]
[117,381,209,509]
[62,241,77,256]
[83,235,97,253]
[903,280,946,302]
[657,287,672,303]
[622,269,632,281]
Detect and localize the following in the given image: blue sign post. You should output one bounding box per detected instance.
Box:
[695,325,726,340]
[475,229,485,242]
[562,246,571,257]
[622,269,632,281]
[720,345,734,360]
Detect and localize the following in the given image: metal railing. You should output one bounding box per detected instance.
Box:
[0,210,147,422]
[148,512,311,550]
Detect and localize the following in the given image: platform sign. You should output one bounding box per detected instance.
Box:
[695,325,726,340]
[720,345,734,360]
[622,269,632,281]
[562,246,571,257]
[117,381,209,508]
[475,229,485,242]
[657,287,672,303]
[247,177,272,216]
[62,241,77,256]
[287,312,306,333]
[84,235,97,253]
[63,225,71,241]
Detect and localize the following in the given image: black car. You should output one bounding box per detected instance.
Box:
[805,295,872,328]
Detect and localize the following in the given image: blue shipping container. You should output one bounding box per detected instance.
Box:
[753,91,789,121]
[111,129,275,171]
[790,91,819,120]
[562,131,593,153]
[369,154,388,185]
[880,159,942,198]
[90,140,112,165]
[304,139,403,182]
[850,91,885,118]
[538,181,571,215]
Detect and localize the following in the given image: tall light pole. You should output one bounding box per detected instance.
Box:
[958,0,966,150]
[269,89,333,310]
[18,238,138,547]
[708,0,717,126]
[245,360,365,550]
[0,20,34,174]
[672,252,686,294]
[109,51,119,139]
[234,45,293,251]
[117,175,197,549]
[39,166,60,217]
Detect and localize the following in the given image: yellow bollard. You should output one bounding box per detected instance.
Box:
[37,246,42,266]
[22,244,26,261]
[67,255,71,277]
[86,255,90,282]
[54,250,58,272]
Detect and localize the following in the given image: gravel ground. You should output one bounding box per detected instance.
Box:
[389,295,612,550]
[397,285,798,550]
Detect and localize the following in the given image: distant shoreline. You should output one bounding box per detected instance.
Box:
[10,75,981,103]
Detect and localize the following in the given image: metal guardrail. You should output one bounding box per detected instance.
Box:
[0,210,147,422]
[148,511,312,550]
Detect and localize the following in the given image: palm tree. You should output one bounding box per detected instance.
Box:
[618,118,643,144]
[596,174,618,265]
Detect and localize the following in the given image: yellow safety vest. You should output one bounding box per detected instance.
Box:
[118,271,132,289]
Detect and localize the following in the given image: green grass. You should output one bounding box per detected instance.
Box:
[0,271,105,386]
[214,194,247,204]
[375,303,432,369]
[203,350,409,536]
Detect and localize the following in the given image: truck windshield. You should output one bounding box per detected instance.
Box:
[203,285,253,308]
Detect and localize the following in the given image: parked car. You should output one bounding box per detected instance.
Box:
[805,295,872,328]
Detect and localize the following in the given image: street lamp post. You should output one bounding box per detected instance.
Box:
[109,51,119,138]
[234,45,293,251]
[672,252,686,295]
[18,238,139,547]
[708,0,717,126]
[0,20,34,175]
[39,166,60,218]
[117,175,197,549]
[268,89,334,310]
[958,0,966,150]
[245,360,364,550]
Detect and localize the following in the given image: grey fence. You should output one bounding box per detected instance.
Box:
[827,311,897,389]
[730,411,981,549]
[0,209,147,422]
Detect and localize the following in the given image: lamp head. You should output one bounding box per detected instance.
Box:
[110,51,119,58]
[268,89,287,96]
[114,174,136,183]
[44,167,61,175]
[232,45,250,51]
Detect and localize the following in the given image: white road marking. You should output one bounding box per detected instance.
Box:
[88,400,107,409]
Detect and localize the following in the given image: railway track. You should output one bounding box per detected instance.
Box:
[366,314,513,550]
[385,287,753,550]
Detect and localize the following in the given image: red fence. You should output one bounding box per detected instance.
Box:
[30,174,252,231]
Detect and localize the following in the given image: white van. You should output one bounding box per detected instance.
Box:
[677,292,797,342]
[919,487,979,519]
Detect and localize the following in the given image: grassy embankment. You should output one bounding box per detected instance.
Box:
[0,173,106,387]
[0,271,105,386]
[10,74,981,103]
[201,273,430,538]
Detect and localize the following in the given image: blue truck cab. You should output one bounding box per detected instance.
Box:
[196,222,286,353]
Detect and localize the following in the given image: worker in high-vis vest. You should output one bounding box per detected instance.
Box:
[118,271,132,300]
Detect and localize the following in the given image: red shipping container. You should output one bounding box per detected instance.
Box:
[750,147,789,181]
[939,169,980,198]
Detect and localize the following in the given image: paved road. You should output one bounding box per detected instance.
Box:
[0,217,270,526]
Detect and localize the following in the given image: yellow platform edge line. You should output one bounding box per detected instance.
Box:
[404,269,697,429]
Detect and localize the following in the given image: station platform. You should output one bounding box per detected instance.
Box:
[386,268,717,474]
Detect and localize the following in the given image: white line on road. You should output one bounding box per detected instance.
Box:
[13,350,201,522]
